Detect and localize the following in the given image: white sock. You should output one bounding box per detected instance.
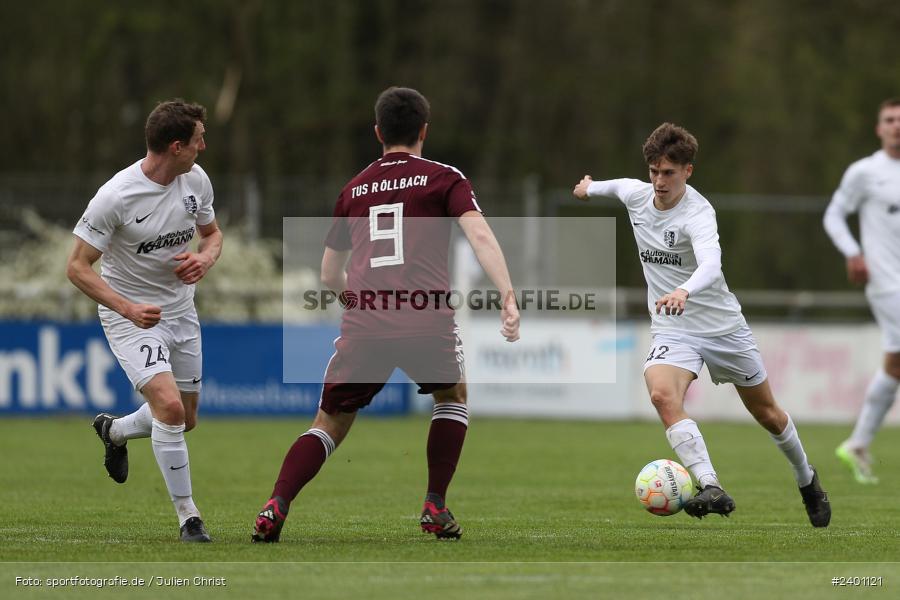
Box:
[151,419,198,525]
[848,369,899,449]
[770,414,814,487]
[109,403,152,446]
[173,496,200,527]
[666,419,720,488]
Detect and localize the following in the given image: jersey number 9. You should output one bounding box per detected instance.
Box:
[369,203,404,268]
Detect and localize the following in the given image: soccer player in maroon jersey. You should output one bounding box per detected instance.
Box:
[252,87,520,542]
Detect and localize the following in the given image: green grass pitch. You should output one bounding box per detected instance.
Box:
[2,416,898,598]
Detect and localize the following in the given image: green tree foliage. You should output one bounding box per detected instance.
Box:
[4,0,898,187]
[2,0,898,295]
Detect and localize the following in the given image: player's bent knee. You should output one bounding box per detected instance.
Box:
[311,409,356,447]
[755,406,781,429]
[434,383,467,405]
[649,388,677,411]
[153,396,186,425]
[434,392,466,405]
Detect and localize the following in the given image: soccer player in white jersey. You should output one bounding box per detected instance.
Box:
[573,123,830,527]
[824,98,900,485]
[66,100,222,542]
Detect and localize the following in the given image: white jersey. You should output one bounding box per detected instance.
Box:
[73,160,215,318]
[588,178,746,336]
[824,150,900,297]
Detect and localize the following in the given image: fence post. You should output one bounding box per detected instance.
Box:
[522,174,541,286]
[244,174,261,241]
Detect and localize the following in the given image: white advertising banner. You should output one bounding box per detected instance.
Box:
[464,318,618,385]
[633,322,894,424]
[455,319,897,424]
[461,319,637,418]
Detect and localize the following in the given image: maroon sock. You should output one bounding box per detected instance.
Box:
[272,434,329,503]
[426,418,467,500]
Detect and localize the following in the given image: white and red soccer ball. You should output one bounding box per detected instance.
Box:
[635,459,694,516]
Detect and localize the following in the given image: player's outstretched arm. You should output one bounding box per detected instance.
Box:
[174,219,222,285]
[457,211,519,342]
[573,175,593,200]
[66,236,161,328]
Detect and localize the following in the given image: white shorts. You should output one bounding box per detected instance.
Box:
[867,291,900,353]
[643,325,767,386]
[100,308,203,392]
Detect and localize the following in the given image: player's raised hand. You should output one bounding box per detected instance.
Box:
[573,175,593,200]
[655,288,689,316]
[846,254,868,285]
[501,292,520,342]
[124,303,162,329]
[173,252,215,285]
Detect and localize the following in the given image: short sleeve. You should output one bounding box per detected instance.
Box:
[685,204,721,252]
[446,174,481,217]
[195,166,216,226]
[324,193,351,250]
[73,185,122,253]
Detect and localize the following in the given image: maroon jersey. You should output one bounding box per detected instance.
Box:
[325,152,481,339]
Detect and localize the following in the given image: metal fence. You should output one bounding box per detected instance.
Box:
[0,172,867,323]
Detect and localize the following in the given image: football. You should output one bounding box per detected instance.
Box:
[635,459,694,516]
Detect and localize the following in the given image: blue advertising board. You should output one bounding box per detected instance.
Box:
[0,321,409,416]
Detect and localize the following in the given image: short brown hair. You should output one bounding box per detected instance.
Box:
[375,87,430,147]
[879,98,900,113]
[145,100,207,153]
[642,123,698,166]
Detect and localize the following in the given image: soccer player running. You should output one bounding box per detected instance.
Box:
[252,87,520,542]
[573,123,831,527]
[824,98,900,485]
[67,100,221,542]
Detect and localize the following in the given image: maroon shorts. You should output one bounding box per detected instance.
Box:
[320,330,464,414]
